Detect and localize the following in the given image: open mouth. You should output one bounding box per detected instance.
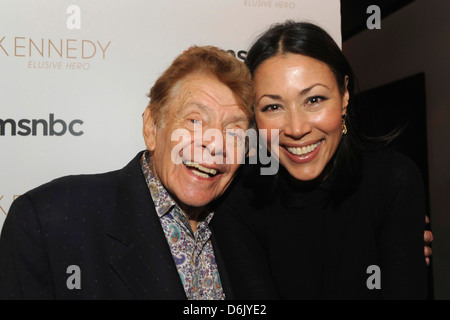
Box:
[285,139,324,156]
[183,160,220,178]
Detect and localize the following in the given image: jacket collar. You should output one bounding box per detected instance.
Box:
[106,151,234,300]
[107,151,186,299]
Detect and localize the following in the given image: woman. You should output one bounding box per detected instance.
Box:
[212,21,428,299]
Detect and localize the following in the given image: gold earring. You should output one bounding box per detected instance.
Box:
[342,118,347,135]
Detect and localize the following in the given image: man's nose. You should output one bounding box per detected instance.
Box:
[283,109,312,139]
[202,128,225,158]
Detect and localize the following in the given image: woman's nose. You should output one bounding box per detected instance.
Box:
[283,109,312,139]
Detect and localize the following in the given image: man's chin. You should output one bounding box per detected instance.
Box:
[180,198,214,210]
[170,180,230,212]
[173,192,218,214]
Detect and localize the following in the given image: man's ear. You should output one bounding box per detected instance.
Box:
[143,105,157,152]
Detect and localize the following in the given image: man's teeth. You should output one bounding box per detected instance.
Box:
[183,161,218,177]
[286,141,322,156]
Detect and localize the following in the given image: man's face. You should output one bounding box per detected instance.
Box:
[143,73,249,215]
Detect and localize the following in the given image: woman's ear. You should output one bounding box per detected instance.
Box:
[342,75,350,115]
[142,105,157,152]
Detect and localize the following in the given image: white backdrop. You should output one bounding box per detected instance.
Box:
[0,0,340,230]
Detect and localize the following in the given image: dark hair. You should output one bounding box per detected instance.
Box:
[246,21,353,97]
[245,21,364,206]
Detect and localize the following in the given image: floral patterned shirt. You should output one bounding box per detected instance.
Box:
[140,152,225,300]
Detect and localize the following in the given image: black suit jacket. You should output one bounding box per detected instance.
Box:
[0,152,233,300]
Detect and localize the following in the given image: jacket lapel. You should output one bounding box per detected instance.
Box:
[210,232,234,300]
[107,152,186,300]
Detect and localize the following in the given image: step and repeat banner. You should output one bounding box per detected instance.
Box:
[0,0,340,229]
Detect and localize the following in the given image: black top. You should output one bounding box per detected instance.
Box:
[211,148,427,299]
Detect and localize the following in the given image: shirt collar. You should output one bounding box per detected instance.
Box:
[141,151,176,218]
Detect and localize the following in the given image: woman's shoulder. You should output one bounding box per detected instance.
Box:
[219,161,269,206]
[359,147,425,197]
[212,160,275,232]
[362,147,422,178]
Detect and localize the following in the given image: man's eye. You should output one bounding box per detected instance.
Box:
[225,130,245,147]
[226,131,243,139]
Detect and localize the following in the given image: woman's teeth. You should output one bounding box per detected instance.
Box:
[286,140,322,156]
[183,161,218,178]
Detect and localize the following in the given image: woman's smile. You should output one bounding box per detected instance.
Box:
[254,53,349,181]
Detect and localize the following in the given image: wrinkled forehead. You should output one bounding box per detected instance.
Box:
[167,74,250,124]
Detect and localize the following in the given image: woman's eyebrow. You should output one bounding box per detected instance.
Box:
[256,83,331,104]
[256,94,282,104]
[299,83,330,95]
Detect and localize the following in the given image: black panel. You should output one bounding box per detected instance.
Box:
[341,0,416,41]
[353,73,433,299]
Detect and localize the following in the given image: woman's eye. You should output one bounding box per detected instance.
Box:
[261,104,281,112]
[189,119,202,124]
[306,96,327,106]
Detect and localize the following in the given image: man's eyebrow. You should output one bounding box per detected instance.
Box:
[225,114,248,126]
[179,101,211,115]
[256,83,330,104]
[185,101,211,111]
[182,102,248,125]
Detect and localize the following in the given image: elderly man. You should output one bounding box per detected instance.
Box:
[0,46,253,300]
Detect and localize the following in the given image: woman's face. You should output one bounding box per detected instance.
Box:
[254,53,349,181]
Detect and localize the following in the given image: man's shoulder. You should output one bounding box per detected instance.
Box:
[14,152,146,214]
[5,152,148,241]
[24,169,120,202]
[24,152,145,201]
